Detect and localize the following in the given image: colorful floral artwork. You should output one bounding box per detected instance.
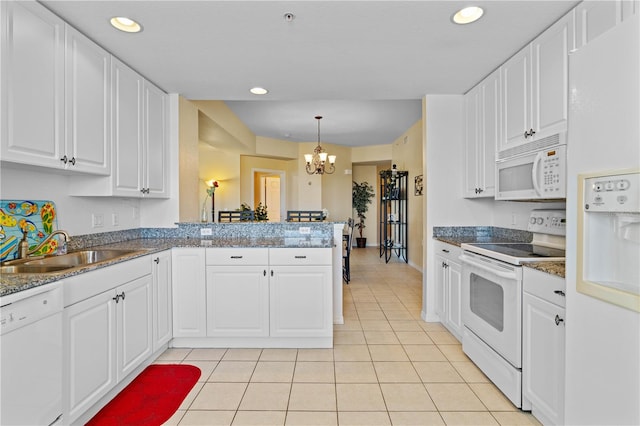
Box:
[0,200,59,262]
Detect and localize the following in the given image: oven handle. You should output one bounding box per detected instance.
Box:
[459,254,518,280]
[532,151,543,196]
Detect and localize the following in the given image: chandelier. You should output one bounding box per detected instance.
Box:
[304,116,336,175]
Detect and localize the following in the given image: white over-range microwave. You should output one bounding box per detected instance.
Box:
[495,144,567,201]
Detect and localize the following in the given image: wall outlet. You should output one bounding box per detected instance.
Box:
[112,213,119,226]
[200,228,212,236]
[511,213,517,226]
[299,227,311,234]
[92,213,104,228]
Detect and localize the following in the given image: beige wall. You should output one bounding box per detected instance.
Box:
[391,119,424,270]
[240,155,298,216]
[179,97,201,221]
[256,136,298,159]
[192,100,256,153]
[199,143,241,219]
[321,143,353,222]
[352,144,392,163]
[352,164,380,246]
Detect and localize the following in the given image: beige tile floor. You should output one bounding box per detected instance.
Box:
[157,248,541,426]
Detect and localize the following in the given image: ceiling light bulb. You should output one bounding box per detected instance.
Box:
[110,16,142,33]
[452,6,484,24]
[250,87,268,95]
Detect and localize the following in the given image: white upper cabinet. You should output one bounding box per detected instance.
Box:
[112,58,144,196]
[64,24,111,175]
[143,81,169,197]
[70,59,169,198]
[574,0,638,49]
[1,1,110,174]
[1,1,64,168]
[500,13,573,157]
[464,69,499,198]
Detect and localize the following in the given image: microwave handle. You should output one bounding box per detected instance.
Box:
[531,151,543,196]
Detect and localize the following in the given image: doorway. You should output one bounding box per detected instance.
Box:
[252,169,286,222]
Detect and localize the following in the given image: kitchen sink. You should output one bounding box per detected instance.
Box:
[0,249,142,274]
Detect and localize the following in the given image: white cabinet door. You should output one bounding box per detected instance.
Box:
[269,265,332,338]
[501,46,531,154]
[479,70,499,197]
[434,254,447,318]
[143,81,168,198]
[112,58,143,197]
[64,289,117,423]
[464,70,499,198]
[463,86,481,198]
[575,1,620,49]
[523,292,565,425]
[445,260,463,339]
[172,248,206,337]
[152,251,172,351]
[64,24,110,175]
[116,275,153,381]
[532,13,572,140]
[1,0,64,168]
[206,266,269,337]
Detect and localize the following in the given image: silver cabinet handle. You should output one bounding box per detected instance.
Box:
[230,256,243,259]
[294,255,307,259]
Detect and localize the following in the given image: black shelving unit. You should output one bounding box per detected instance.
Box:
[379,165,408,263]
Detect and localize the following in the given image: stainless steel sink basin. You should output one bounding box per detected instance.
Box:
[0,264,74,274]
[0,249,141,274]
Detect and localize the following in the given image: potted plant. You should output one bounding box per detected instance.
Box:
[352,180,375,248]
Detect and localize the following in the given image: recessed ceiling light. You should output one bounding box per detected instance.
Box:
[452,6,484,25]
[110,16,142,33]
[250,87,269,95]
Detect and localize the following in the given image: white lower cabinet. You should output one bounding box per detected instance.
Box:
[152,250,172,351]
[63,257,152,424]
[269,265,332,338]
[172,247,333,347]
[206,265,269,337]
[172,248,206,338]
[433,241,463,341]
[523,267,566,426]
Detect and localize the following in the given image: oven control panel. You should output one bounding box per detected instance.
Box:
[528,209,566,235]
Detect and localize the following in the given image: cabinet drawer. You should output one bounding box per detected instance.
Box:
[433,240,462,262]
[523,267,566,307]
[269,248,331,265]
[206,248,269,266]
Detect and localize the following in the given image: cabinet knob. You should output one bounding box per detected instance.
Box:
[230,256,243,259]
[271,270,274,277]
[553,290,565,297]
[154,258,160,264]
[120,291,125,301]
[555,315,564,326]
[442,249,450,253]
[524,130,529,139]
[294,255,307,259]
[263,270,266,276]
[60,155,68,164]
[529,128,536,137]
[69,157,76,166]
[477,188,483,193]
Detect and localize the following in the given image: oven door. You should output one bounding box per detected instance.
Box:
[460,252,523,368]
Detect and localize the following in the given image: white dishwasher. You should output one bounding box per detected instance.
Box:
[1,281,63,425]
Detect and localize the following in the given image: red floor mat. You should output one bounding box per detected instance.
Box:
[86,364,201,426]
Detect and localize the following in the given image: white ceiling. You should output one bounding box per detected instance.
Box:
[41,0,579,146]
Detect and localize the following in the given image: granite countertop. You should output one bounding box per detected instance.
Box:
[523,261,566,278]
[0,236,334,298]
[433,226,565,278]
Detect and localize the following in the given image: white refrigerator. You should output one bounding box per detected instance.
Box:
[565,14,640,426]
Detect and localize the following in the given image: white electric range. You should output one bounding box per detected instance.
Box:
[459,209,566,409]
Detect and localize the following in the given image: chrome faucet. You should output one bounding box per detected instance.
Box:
[17,229,71,259]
